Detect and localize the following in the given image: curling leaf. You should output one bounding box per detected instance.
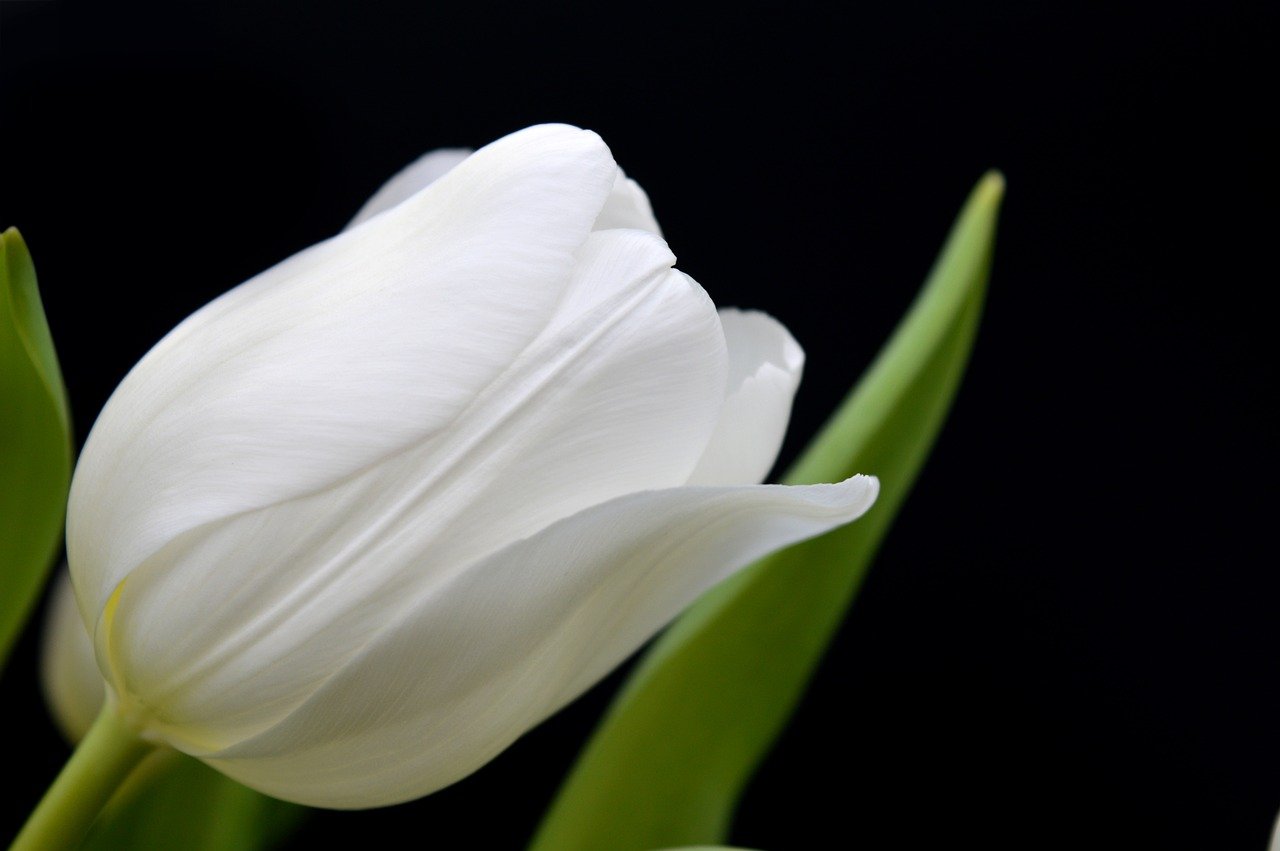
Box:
[532,173,1005,850]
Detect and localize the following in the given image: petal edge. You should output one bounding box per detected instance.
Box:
[203,475,878,808]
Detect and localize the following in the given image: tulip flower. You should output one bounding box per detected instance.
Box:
[52,124,877,813]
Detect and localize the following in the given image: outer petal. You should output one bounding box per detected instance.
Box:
[347,148,473,227]
[687,309,805,486]
[106,229,728,751]
[40,569,104,743]
[347,148,659,235]
[200,475,879,807]
[68,124,617,645]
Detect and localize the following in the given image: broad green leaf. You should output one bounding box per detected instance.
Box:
[1,227,71,670]
[83,752,305,851]
[531,173,1004,851]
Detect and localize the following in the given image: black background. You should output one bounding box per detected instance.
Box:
[0,1,1275,848]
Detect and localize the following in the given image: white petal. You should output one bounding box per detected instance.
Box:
[346,148,473,228]
[595,169,662,235]
[687,309,805,486]
[348,150,660,237]
[40,569,105,743]
[104,228,728,751]
[200,475,879,807]
[68,124,618,651]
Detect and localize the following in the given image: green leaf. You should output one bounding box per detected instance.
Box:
[1,227,72,670]
[83,752,306,851]
[531,173,1004,851]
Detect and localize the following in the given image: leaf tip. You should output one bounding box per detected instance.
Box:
[2,225,26,251]
[2,227,30,285]
[976,169,1006,207]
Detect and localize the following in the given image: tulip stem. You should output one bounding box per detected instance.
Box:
[9,704,156,851]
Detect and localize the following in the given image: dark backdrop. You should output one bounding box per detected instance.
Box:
[0,1,1274,848]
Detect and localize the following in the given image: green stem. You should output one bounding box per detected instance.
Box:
[10,705,157,851]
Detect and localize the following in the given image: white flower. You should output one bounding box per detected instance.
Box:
[66,124,878,808]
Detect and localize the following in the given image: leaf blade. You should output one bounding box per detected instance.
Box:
[530,173,1004,851]
[1,227,72,670]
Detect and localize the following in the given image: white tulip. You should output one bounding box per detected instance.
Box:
[65,124,878,808]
